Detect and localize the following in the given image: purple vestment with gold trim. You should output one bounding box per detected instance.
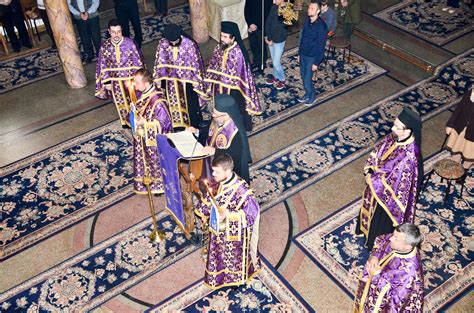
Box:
[201,119,250,182]
[207,119,238,149]
[360,134,420,240]
[205,42,262,115]
[95,37,143,126]
[195,173,261,289]
[133,86,172,194]
[354,234,424,312]
[153,36,209,128]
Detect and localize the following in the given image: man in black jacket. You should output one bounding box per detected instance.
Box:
[244,0,272,75]
[113,0,143,48]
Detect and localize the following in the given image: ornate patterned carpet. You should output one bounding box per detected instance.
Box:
[251,48,385,135]
[0,123,134,260]
[374,0,474,46]
[293,152,473,312]
[0,211,198,311]
[0,6,191,93]
[1,49,471,261]
[147,257,313,312]
[251,48,474,211]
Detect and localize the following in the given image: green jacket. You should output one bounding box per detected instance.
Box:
[344,0,361,24]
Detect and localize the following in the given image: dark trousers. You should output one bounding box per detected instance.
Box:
[38,9,56,48]
[447,0,460,8]
[343,23,355,39]
[1,0,31,51]
[75,16,101,59]
[153,0,168,14]
[248,28,267,69]
[115,1,143,47]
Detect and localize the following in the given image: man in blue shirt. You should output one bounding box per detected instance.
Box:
[298,0,327,106]
[320,0,336,37]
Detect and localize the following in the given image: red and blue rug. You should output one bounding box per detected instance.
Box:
[293,152,473,312]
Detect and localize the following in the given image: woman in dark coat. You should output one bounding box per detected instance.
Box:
[446,86,474,172]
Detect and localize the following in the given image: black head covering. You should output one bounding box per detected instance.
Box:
[397,107,422,149]
[221,21,250,65]
[214,93,251,170]
[163,23,182,42]
[397,107,423,191]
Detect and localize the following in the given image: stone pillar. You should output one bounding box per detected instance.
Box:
[189,0,209,44]
[294,0,304,11]
[44,0,87,89]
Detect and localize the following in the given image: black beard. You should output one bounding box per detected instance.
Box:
[219,42,230,51]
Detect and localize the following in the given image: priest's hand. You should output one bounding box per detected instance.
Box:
[446,127,453,135]
[105,84,112,91]
[248,24,257,32]
[202,146,216,155]
[186,126,199,134]
[312,64,318,72]
[136,115,145,126]
[219,209,227,222]
[366,256,381,276]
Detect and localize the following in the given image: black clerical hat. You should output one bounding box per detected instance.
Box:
[163,24,182,42]
[397,107,421,146]
[220,21,250,65]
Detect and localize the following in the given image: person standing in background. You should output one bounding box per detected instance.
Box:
[320,0,337,37]
[264,0,288,90]
[153,0,167,16]
[244,0,272,75]
[445,86,474,178]
[0,0,32,53]
[340,0,361,39]
[67,0,101,63]
[37,0,56,49]
[298,0,327,106]
[113,0,143,48]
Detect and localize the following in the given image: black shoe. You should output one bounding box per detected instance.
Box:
[23,43,33,49]
[86,58,93,64]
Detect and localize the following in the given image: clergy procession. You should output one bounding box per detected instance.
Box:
[94,4,427,310]
[1,0,473,311]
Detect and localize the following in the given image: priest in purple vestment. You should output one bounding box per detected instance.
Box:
[188,94,252,183]
[95,19,143,127]
[357,108,422,251]
[195,153,261,289]
[132,68,172,194]
[205,21,263,131]
[354,223,424,312]
[153,24,209,130]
